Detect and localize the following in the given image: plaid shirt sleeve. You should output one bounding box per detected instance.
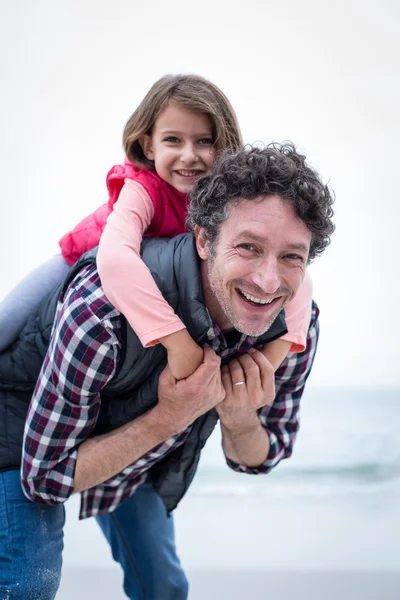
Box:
[21,268,121,504]
[226,301,320,474]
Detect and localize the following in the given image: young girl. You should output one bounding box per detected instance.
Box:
[0,74,312,377]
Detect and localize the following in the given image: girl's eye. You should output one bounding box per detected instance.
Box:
[198,138,213,145]
[164,136,180,143]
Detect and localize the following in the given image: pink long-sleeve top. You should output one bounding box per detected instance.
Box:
[97,177,188,346]
[60,163,313,351]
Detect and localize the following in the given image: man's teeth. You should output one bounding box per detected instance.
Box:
[240,290,274,305]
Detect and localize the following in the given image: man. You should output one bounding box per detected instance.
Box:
[0,144,334,599]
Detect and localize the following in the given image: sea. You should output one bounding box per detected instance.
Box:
[191,386,400,501]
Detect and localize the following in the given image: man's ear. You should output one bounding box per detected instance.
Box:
[194,226,210,260]
[140,134,154,161]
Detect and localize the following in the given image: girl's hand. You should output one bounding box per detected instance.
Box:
[260,338,291,371]
[156,344,225,433]
[160,329,204,380]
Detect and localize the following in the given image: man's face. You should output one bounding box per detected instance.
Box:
[196,194,312,337]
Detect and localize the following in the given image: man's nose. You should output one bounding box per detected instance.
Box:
[250,259,281,294]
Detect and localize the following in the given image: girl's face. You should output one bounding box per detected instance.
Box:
[141,103,217,194]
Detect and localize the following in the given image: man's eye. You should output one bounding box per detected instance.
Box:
[285,254,304,262]
[238,244,256,252]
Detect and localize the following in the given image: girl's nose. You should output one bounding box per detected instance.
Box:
[181,143,198,164]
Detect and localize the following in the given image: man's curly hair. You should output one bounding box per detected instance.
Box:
[187,143,335,261]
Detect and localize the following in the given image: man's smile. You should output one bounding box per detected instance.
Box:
[237,288,276,306]
[235,287,283,316]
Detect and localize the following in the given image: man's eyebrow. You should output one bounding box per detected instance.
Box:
[285,243,309,254]
[235,231,309,253]
[234,230,268,243]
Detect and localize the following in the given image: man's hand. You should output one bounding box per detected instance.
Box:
[217,349,274,468]
[217,349,275,430]
[154,344,226,436]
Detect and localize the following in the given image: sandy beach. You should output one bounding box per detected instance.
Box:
[57,566,400,599]
[57,473,400,599]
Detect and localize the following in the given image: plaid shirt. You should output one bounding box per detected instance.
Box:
[21,264,319,519]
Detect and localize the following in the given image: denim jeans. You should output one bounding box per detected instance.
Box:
[96,480,188,599]
[0,471,188,600]
[0,469,65,600]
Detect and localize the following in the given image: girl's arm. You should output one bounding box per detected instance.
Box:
[261,271,313,371]
[96,180,203,380]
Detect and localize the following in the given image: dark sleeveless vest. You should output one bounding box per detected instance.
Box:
[0,234,287,512]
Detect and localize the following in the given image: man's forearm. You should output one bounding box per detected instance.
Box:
[73,406,176,493]
[220,412,270,467]
[73,344,225,493]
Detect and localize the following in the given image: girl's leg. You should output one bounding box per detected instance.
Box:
[95,479,189,600]
[0,254,70,351]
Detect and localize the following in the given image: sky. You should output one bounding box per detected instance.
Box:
[0,0,399,388]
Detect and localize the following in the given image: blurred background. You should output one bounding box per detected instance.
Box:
[1,1,399,598]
